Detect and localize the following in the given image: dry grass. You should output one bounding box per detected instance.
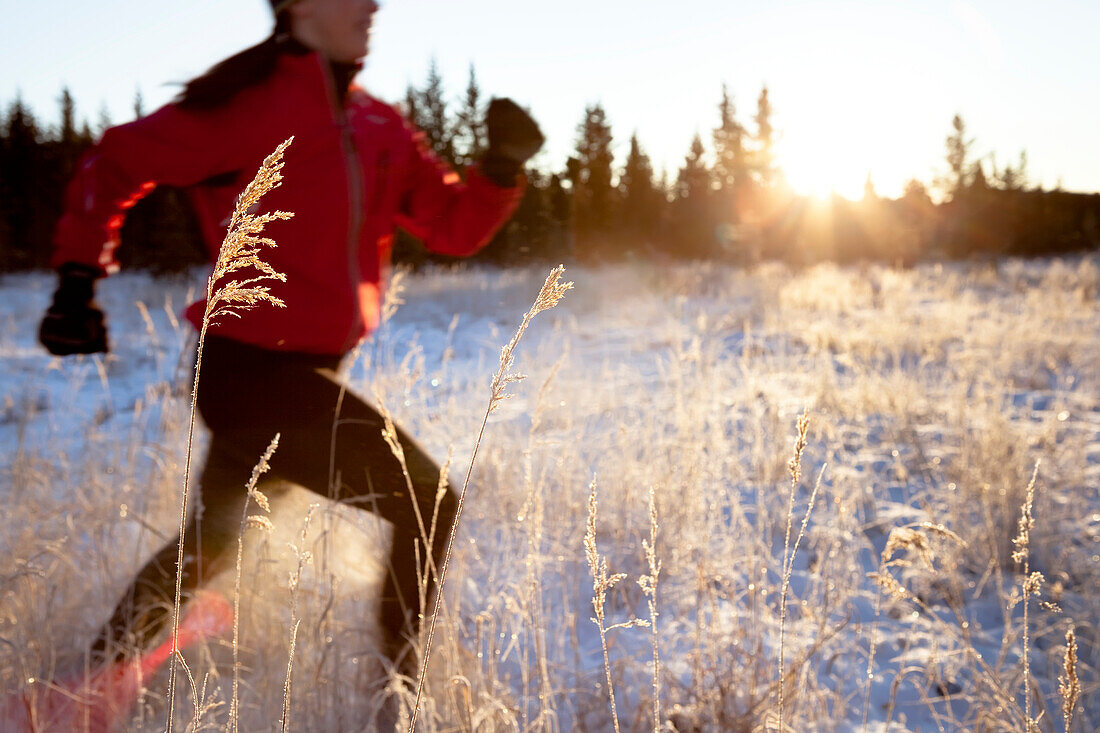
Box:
[1060,627,1079,733]
[229,433,279,733]
[168,137,294,731]
[1,253,1097,731]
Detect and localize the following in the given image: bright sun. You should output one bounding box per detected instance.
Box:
[782,150,870,201]
[776,124,906,200]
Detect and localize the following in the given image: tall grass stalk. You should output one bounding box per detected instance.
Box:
[177,651,214,731]
[1059,627,1079,733]
[328,265,408,499]
[314,259,407,705]
[377,397,432,576]
[409,265,572,731]
[1011,460,1041,733]
[638,484,661,732]
[519,356,563,729]
[585,477,625,733]
[375,391,454,674]
[228,434,279,733]
[777,408,811,731]
[283,504,318,732]
[583,477,648,732]
[864,521,965,730]
[166,138,293,731]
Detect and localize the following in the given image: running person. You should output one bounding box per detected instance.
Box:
[38,0,543,667]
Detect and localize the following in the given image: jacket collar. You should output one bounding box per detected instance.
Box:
[277,37,362,106]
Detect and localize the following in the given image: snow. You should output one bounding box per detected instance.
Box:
[1,256,1098,731]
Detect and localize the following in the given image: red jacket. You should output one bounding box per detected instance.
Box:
[53,51,523,355]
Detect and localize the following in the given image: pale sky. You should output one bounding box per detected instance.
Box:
[3,0,1099,198]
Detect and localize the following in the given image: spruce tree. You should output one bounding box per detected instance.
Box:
[419,58,455,166]
[903,178,931,205]
[619,132,657,246]
[96,103,112,137]
[995,149,1028,191]
[676,133,710,202]
[970,160,988,191]
[1,97,46,269]
[403,83,422,129]
[572,103,615,254]
[45,88,92,266]
[712,84,748,196]
[55,87,91,165]
[942,113,973,200]
[941,115,979,256]
[58,88,77,147]
[674,133,714,258]
[547,173,572,258]
[752,85,776,189]
[863,173,877,201]
[454,63,485,168]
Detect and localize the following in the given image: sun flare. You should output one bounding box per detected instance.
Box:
[782,152,870,201]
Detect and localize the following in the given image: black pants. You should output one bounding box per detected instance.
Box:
[92,336,457,664]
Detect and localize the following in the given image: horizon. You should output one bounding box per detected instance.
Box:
[3,0,1099,200]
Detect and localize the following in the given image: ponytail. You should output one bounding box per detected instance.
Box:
[176,16,294,110]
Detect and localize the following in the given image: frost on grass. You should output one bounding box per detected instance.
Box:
[488,264,573,412]
[2,255,1098,731]
[204,137,294,324]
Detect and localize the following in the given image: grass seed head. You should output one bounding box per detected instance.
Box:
[1011,461,1040,565]
[1059,627,1079,730]
[206,138,295,325]
[787,408,809,485]
[488,266,572,410]
[249,488,271,513]
[246,515,274,532]
[533,265,574,314]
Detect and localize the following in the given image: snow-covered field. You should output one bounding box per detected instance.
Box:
[1,256,1097,731]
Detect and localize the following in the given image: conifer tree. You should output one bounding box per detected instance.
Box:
[96,102,112,137]
[863,173,877,201]
[572,103,615,253]
[970,160,988,191]
[619,131,658,245]
[712,84,748,195]
[902,178,931,205]
[942,113,973,200]
[995,149,1028,191]
[673,133,715,258]
[403,83,422,128]
[676,133,710,202]
[419,58,455,166]
[48,89,91,256]
[56,87,93,153]
[58,88,77,146]
[454,63,485,168]
[657,167,671,203]
[941,115,980,256]
[1,97,46,269]
[547,173,572,257]
[752,85,776,188]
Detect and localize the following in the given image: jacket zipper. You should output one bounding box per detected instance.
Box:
[318,55,365,353]
[341,125,365,353]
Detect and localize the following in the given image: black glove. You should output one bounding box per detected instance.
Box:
[481,97,545,187]
[39,262,108,355]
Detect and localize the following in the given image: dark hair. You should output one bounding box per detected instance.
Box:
[176,15,293,110]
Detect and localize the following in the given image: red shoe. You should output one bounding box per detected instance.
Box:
[0,590,234,732]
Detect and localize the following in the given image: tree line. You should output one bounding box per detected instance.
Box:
[2,69,1098,274]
